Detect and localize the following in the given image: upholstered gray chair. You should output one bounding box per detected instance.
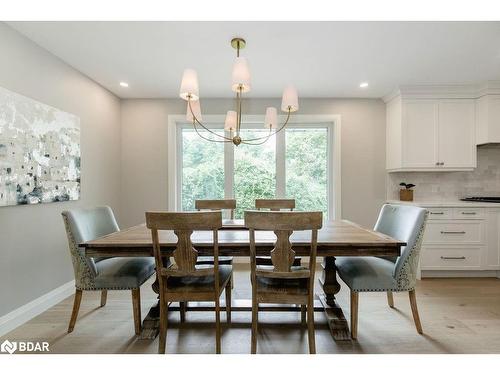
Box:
[62,206,155,335]
[336,204,428,339]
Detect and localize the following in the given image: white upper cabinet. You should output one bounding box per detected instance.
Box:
[476,95,500,145]
[386,95,476,172]
[438,100,476,168]
[402,100,438,168]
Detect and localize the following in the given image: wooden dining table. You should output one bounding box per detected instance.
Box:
[82,219,405,341]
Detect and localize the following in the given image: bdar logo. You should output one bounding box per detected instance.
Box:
[1,340,17,354]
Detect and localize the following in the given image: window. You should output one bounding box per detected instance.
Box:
[286,128,328,216]
[175,117,339,220]
[181,129,225,211]
[234,129,276,218]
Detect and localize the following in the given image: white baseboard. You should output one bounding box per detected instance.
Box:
[0,280,75,337]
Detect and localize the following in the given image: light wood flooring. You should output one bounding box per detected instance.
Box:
[3,265,500,354]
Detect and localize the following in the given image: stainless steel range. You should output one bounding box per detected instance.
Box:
[460,197,500,203]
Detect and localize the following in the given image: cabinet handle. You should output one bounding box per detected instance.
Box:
[440,256,466,260]
[441,162,445,166]
[430,212,444,215]
[440,231,466,234]
[461,212,477,215]
[435,162,440,166]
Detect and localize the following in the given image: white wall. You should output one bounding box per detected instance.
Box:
[120,98,386,228]
[0,23,122,316]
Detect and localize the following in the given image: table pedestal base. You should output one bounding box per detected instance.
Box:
[139,297,350,341]
[318,256,351,341]
[318,293,350,341]
[140,255,352,340]
[140,304,160,340]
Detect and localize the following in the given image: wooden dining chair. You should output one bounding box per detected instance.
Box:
[254,198,305,320]
[255,198,295,211]
[145,211,232,354]
[196,199,237,219]
[245,210,323,354]
[335,204,428,339]
[255,199,301,266]
[195,199,235,266]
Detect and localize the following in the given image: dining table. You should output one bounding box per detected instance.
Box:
[82,218,405,341]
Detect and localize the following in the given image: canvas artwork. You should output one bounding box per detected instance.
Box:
[0,86,80,207]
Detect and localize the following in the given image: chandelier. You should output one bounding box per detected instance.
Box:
[179,37,299,146]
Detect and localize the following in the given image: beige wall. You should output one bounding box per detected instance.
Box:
[0,23,121,316]
[120,98,386,228]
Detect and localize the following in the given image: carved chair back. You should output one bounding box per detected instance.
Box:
[244,210,322,285]
[195,199,237,219]
[145,211,223,285]
[255,198,295,211]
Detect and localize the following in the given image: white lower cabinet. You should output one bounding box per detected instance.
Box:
[421,247,482,270]
[485,210,500,269]
[418,206,500,276]
[423,221,484,245]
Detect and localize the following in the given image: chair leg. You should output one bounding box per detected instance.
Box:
[301,305,307,325]
[225,284,232,324]
[179,302,186,323]
[387,291,394,308]
[409,290,423,334]
[251,300,258,354]
[215,297,221,354]
[100,290,107,307]
[350,291,359,340]
[68,289,82,333]
[131,289,141,335]
[307,300,316,354]
[158,297,168,354]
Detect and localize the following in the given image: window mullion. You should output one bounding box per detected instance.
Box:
[276,128,286,198]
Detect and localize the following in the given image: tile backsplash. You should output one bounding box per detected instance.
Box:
[387,145,500,201]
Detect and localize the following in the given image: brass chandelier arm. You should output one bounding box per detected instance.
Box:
[239,133,274,145]
[238,109,292,142]
[187,95,293,146]
[188,99,233,141]
[192,121,231,143]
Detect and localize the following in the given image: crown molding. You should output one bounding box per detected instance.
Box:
[383,81,500,103]
[476,81,500,97]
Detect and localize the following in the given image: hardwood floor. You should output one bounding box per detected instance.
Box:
[3,265,500,354]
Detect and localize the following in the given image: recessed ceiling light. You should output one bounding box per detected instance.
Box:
[119,82,129,87]
[359,82,369,88]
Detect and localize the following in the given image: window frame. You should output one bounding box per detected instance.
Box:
[168,114,342,220]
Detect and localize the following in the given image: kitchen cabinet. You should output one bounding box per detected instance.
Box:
[419,205,500,274]
[476,94,500,145]
[387,201,500,277]
[438,100,476,168]
[386,97,476,171]
[402,100,438,168]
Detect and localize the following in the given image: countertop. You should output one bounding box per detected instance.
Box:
[386,199,500,208]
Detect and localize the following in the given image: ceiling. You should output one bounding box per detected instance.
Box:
[7,21,500,99]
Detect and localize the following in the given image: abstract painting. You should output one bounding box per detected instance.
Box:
[0,86,80,207]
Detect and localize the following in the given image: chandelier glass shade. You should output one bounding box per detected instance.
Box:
[179,37,299,146]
